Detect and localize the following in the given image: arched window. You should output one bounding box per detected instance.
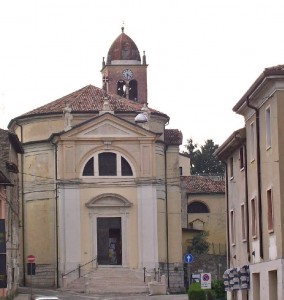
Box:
[129,80,137,101]
[116,80,138,101]
[82,157,94,176]
[187,201,209,213]
[82,152,133,177]
[117,80,126,97]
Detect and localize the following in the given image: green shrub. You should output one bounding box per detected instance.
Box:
[188,283,215,300]
[211,279,226,299]
[188,282,202,291]
[188,290,206,300]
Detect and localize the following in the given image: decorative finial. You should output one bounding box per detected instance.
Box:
[143,51,146,65]
[63,102,73,131]
[100,96,114,115]
[121,21,124,33]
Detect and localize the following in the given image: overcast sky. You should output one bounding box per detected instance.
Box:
[1,0,284,149]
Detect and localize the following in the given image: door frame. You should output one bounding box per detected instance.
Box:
[86,193,132,267]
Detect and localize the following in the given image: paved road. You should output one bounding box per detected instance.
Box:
[15,287,188,300]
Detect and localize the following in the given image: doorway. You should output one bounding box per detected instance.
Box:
[97,217,122,265]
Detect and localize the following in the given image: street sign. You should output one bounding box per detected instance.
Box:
[201,272,211,289]
[183,253,193,263]
[27,255,35,263]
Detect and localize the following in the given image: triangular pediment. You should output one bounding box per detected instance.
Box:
[57,112,157,140]
[82,122,132,137]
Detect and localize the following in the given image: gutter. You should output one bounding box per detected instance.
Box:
[224,162,230,268]
[244,144,250,262]
[245,97,263,259]
[51,140,59,288]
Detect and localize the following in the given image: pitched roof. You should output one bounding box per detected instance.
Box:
[164,129,183,145]
[181,175,225,194]
[12,85,167,121]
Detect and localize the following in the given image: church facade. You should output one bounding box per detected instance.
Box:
[8,27,184,291]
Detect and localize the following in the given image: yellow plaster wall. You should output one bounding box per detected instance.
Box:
[187,194,226,251]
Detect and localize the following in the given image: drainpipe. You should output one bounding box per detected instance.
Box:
[244,144,250,262]
[246,96,263,259]
[16,122,26,285]
[224,162,230,268]
[51,140,59,287]
[164,144,170,288]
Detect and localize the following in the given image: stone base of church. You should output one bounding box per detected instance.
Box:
[24,264,56,288]
[159,262,186,294]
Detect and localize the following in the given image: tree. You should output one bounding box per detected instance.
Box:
[187,231,210,255]
[184,139,224,175]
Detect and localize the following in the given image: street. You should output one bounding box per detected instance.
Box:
[16,287,188,300]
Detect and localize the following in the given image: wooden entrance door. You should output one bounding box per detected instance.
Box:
[97,217,122,265]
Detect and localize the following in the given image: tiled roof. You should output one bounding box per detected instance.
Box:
[15,85,166,119]
[164,129,183,145]
[264,64,284,72]
[181,175,225,194]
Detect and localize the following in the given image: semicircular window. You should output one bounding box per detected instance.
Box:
[187,201,209,213]
[82,152,133,177]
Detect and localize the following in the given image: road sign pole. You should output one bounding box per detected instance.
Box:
[30,265,33,299]
[27,255,35,299]
[187,262,191,286]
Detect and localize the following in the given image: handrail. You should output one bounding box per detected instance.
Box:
[62,257,97,279]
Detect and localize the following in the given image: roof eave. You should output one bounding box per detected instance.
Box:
[233,67,284,113]
[214,127,246,161]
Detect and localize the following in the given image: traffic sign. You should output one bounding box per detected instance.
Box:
[27,255,35,263]
[201,272,211,289]
[183,253,193,263]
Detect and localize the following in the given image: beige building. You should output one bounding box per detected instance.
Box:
[8,27,185,292]
[180,175,226,281]
[181,175,226,254]
[0,129,23,297]
[215,65,284,299]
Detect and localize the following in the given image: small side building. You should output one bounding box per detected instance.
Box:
[180,175,226,280]
[0,129,23,298]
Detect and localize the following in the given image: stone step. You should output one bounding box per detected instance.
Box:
[63,267,149,295]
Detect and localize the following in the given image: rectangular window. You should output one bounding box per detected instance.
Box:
[267,189,273,232]
[239,146,245,170]
[229,157,234,179]
[251,198,257,238]
[266,106,271,149]
[252,273,260,300]
[250,122,255,161]
[230,210,235,245]
[268,270,278,300]
[241,203,246,241]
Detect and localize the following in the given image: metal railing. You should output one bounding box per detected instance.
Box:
[61,257,97,285]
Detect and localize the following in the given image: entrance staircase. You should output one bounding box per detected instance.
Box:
[62,267,149,295]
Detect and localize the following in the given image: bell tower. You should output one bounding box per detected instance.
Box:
[101,26,148,104]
